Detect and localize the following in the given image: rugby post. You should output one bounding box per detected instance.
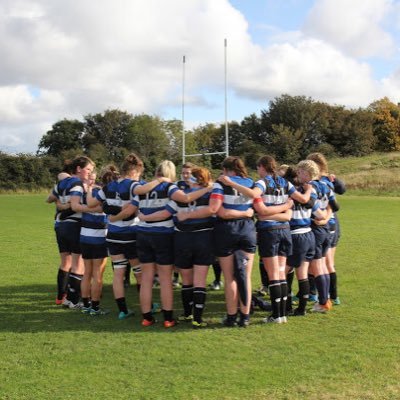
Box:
[181,38,229,163]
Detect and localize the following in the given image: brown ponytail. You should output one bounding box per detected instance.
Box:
[221,156,248,177]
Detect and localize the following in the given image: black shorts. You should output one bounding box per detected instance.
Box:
[213,219,257,257]
[107,241,138,260]
[287,231,315,268]
[55,222,81,254]
[174,230,214,268]
[258,227,293,258]
[312,225,330,259]
[80,242,108,260]
[137,232,174,265]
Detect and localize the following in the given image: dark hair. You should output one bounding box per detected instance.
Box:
[71,156,94,173]
[100,164,119,185]
[256,155,277,176]
[221,156,248,177]
[283,166,298,185]
[61,159,74,175]
[121,153,144,175]
[191,167,212,187]
[182,162,195,169]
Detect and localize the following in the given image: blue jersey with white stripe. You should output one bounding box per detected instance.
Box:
[310,180,335,211]
[166,189,214,232]
[176,180,190,192]
[254,175,295,230]
[80,187,108,245]
[290,188,320,234]
[310,180,335,227]
[52,176,83,224]
[96,178,140,243]
[320,176,337,226]
[135,182,180,233]
[211,176,254,214]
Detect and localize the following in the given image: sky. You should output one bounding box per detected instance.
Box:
[1,0,400,154]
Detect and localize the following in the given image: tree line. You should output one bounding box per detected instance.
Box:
[1,94,399,190]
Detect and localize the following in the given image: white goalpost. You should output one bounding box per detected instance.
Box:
[182,39,229,164]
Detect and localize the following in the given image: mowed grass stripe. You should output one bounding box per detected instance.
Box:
[0,195,399,400]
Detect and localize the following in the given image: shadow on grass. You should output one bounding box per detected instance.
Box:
[0,284,232,334]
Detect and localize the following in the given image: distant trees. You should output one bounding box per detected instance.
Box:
[368,97,400,152]
[82,109,133,162]
[0,152,59,190]
[36,110,183,178]
[37,119,84,157]
[2,94,400,191]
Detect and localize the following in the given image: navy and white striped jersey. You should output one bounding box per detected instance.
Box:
[290,188,320,234]
[320,175,342,226]
[254,175,295,230]
[80,187,108,245]
[96,178,139,243]
[310,180,336,226]
[166,190,214,232]
[210,176,254,214]
[176,180,190,192]
[135,182,179,234]
[310,180,335,211]
[52,176,84,223]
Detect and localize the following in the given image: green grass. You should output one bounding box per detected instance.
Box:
[329,152,400,196]
[0,195,399,399]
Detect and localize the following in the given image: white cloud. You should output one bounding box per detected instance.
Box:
[232,38,380,107]
[303,0,395,58]
[0,0,398,153]
[381,68,400,102]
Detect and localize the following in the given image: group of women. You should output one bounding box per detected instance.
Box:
[47,151,344,328]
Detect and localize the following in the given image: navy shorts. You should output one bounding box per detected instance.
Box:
[137,232,174,265]
[55,222,81,254]
[107,241,138,260]
[329,220,341,248]
[312,225,330,259]
[213,218,257,257]
[174,230,214,268]
[258,227,293,258]
[80,242,108,260]
[287,231,315,268]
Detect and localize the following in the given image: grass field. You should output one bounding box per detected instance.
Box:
[0,194,399,400]
[329,152,400,196]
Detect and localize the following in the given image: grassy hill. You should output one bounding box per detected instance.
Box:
[328,152,400,196]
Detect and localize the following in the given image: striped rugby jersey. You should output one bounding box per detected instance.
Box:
[134,182,179,234]
[290,188,320,234]
[210,176,254,214]
[80,187,108,245]
[96,178,140,243]
[254,175,295,230]
[52,176,83,223]
[166,190,214,232]
[310,180,336,227]
[320,175,339,226]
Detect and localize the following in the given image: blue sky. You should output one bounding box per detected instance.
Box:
[1,0,400,153]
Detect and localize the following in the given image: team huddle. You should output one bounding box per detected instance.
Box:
[47,152,344,328]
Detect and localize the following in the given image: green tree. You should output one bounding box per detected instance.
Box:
[269,124,304,163]
[37,119,84,156]
[125,114,170,175]
[262,94,332,160]
[368,97,400,151]
[191,123,225,169]
[262,95,316,132]
[331,109,375,156]
[82,109,133,161]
